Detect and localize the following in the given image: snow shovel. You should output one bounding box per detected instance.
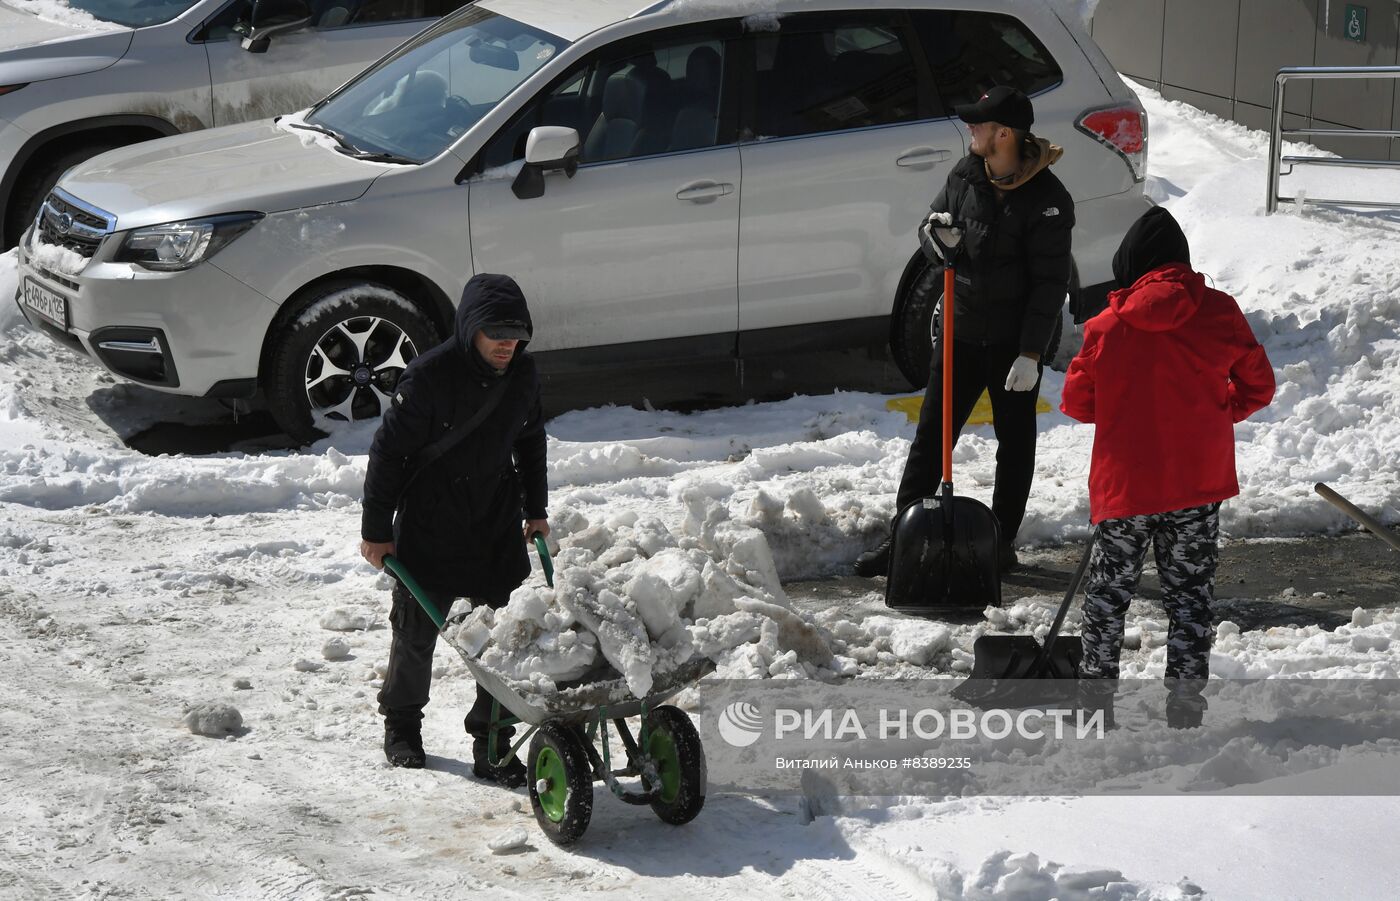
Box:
[885,219,1002,614]
[951,537,1092,705]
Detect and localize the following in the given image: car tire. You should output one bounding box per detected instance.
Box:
[891,264,1064,386]
[265,281,439,444]
[891,263,940,388]
[5,142,120,249]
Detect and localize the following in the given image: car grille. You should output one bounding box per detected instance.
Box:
[36,189,115,258]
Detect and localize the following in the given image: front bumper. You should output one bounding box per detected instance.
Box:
[14,227,277,398]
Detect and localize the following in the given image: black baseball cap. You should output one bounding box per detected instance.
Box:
[954,86,1034,131]
[481,319,531,341]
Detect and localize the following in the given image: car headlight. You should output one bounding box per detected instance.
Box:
[114,212,263,271]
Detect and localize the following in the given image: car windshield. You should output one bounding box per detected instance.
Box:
[10,0,206,28]
[305,7,567,164]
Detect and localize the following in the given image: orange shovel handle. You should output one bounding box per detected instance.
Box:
[942,266,954,484]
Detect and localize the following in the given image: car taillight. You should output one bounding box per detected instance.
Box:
[1076,104,1147,182]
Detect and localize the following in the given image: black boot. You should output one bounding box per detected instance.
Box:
[472,737,527,788]
[1076,679,1118,732]
[384,725,425,769]
[854,536,893,577]
[999,542,1020,572]
[1165,683,1208,729]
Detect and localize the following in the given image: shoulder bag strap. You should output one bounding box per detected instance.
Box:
[400,375,511,495]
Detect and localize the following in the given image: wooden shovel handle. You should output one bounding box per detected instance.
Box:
[1316,483,1400,553]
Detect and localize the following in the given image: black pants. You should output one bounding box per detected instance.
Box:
[378,581,509,740]
[895,340,1042,544]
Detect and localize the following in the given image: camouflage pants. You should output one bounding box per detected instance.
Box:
[1079,503,1221,684]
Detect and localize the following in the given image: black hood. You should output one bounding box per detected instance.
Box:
[454,273,533,371]
[1112,206,1192,289]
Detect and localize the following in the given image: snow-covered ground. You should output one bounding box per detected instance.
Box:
[2,80,1399,899]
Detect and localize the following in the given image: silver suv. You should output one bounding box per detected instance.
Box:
[14,0,1149,441]
[0,0,467,248]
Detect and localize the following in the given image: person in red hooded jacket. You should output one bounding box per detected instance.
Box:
[1061,206,1274,727]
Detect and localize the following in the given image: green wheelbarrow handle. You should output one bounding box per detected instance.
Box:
[533,533,554,588]
[382,555,446,628]
[382,536,553,627]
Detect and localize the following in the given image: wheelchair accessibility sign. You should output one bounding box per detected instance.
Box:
[1345,5,1367,43]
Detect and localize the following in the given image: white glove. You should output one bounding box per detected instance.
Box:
[1004,354,1040,392]
[920,211,961,264]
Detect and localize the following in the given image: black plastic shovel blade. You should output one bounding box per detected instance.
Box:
[950,635,1082,706]
[885,494,1001,614]
[966,634,1082,681]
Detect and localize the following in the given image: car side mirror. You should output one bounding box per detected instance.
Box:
[241,0,313,53]
[512,126,581,200]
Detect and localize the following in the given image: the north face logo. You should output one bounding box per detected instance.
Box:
[1043,207,1060,217]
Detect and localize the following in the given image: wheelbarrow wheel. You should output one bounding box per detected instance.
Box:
[644,706,706,825]
[527,721,593,845]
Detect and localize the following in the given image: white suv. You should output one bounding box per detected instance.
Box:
[14,0,1149,441]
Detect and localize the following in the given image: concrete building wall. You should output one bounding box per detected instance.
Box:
[1090,0,1400,160]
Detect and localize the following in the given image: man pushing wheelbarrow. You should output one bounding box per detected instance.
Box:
[359,273,549,783]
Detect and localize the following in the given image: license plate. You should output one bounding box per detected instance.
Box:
[21,277,68,331]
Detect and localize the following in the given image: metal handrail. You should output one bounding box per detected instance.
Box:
[1267,66,1400,213]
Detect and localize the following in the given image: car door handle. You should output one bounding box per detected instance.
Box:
[896,148,953,168]
[676,181,734,202]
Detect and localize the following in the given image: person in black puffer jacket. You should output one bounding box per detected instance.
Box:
[359,273,548,783]
[857,86,1075,577]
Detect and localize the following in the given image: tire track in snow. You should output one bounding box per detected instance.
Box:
[0,843,73,899]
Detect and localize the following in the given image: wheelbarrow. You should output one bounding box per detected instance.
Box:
[383,540,713,846]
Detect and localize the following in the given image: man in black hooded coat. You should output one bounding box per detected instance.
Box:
[359,273,548,782]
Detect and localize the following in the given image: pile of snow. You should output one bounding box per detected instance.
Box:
[445,488,846,698]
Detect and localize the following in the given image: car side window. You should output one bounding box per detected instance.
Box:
[314,0,429,28]
[201,0,437,40]
[749,13,919,139]
[910,10,1063,108]
[477,29,731,171]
